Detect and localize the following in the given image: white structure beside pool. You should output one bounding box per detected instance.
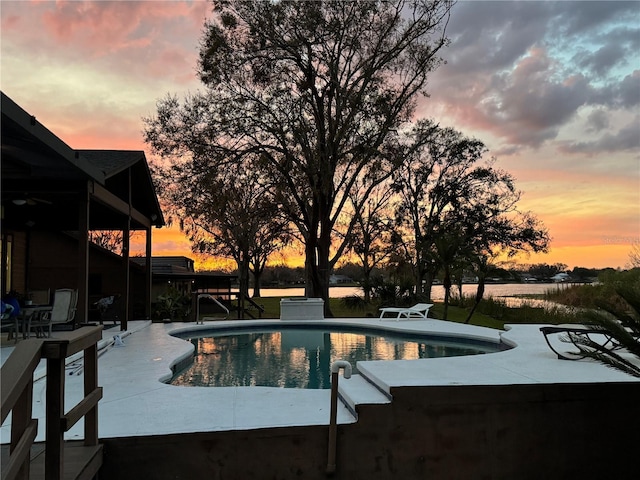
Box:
[280,297,325,320]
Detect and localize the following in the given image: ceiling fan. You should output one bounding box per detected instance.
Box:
[12,196,53,206]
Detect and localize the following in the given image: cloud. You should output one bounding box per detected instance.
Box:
[425,1,640,153]
[617,70,640,108]
[558,116,640,155]
[585,109,610,133]
[574,43,626,78]
[2,0,637,270]
[552,1,638,37]
[430,46,593,148]
[487,49,593,147]
[2,1,208,88]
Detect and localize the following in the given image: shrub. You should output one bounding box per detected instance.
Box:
[568,279,640,377]
[341,295,368,312]
[153,287,192,321]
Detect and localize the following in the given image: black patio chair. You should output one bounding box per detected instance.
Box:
[540,325,620,360]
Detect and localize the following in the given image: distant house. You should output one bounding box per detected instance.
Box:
[1,92,164,328]
[131,256,237,302]
[329,274,354,285]
[551,273,570,283]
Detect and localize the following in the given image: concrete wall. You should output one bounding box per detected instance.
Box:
[100,381,640,479]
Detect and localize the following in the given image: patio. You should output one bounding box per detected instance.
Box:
[2,317,637,443]
[2,317,639,478]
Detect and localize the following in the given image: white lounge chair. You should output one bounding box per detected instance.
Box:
[379,303,433,321]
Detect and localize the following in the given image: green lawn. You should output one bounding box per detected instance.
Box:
[244,296,506,330]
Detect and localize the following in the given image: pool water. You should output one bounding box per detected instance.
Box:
[170,326,505,389]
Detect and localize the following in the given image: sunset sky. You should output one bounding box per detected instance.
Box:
[1,1,638,271]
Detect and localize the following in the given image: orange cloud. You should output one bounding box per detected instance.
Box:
[519,244,634,270]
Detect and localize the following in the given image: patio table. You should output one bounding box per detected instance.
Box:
[16,304,53,339]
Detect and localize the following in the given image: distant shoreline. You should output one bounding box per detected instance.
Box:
[244,282,575,300]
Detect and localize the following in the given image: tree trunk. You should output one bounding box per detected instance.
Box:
[457,278,464,307]
[304,239,317,297]
[422,271,434,302]
[304,219,333,317]
[316,240,332,318]
[237,254,251,319]
[362,259,372,303]
[464,275,486,324]
[252,269,262,298]
[443,267,451,320]
[362,275,372,303]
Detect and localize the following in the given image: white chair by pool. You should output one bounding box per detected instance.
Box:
[379,303,433,321]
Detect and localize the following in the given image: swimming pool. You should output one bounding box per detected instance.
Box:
[170,324,509,389]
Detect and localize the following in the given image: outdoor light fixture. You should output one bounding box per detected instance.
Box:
[12,199,27,206]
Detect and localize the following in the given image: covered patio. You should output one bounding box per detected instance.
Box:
[1,91,164,330]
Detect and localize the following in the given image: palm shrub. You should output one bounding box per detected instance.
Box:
[341,295,369,312]
[567,278,640,378]
[154,287,192,321]
[369,276,415,306]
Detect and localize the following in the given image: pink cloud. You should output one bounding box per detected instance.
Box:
[427,46,593,149]
[3,1,208,87]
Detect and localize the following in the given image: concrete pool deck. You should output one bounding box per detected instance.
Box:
[1,317,638,444]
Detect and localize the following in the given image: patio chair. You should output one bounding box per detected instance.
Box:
[93,294,121,326]
[539,325,620,360]
[379,303,433,321]
[29,288,77,338]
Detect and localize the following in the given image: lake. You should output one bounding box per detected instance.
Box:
[252,283,572,301]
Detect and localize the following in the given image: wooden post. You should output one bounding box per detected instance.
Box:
[77,183,91,325]
[145,227,152,319]
[45,354,66,480]
[84,342,99,445]
[11,377,33,480]
[122,219,130,332]
[121,168,132,331]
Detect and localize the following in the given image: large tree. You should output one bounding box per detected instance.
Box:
[144,0,453,315]
[455,208,550,324]
[391,119,488,298]
[152,159,290,308]
[391,119,549,310]
[346,181,396,302]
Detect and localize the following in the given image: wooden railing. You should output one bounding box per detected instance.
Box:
[1,326,104,480]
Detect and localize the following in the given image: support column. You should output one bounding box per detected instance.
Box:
[77,184,90,325]
[145,227,152,319]
[121,169,132,331]
[122,219,130,331]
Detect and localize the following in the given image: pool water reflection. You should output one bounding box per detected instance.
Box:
[170,327,504,389]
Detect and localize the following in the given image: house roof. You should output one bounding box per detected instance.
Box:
[78,149,164,226]
[130,256,237,290]
[80,150,144,178]
[1,91,164,231]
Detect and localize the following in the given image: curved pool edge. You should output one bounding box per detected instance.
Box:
[166,317,509,390]
[166,316,506,345]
